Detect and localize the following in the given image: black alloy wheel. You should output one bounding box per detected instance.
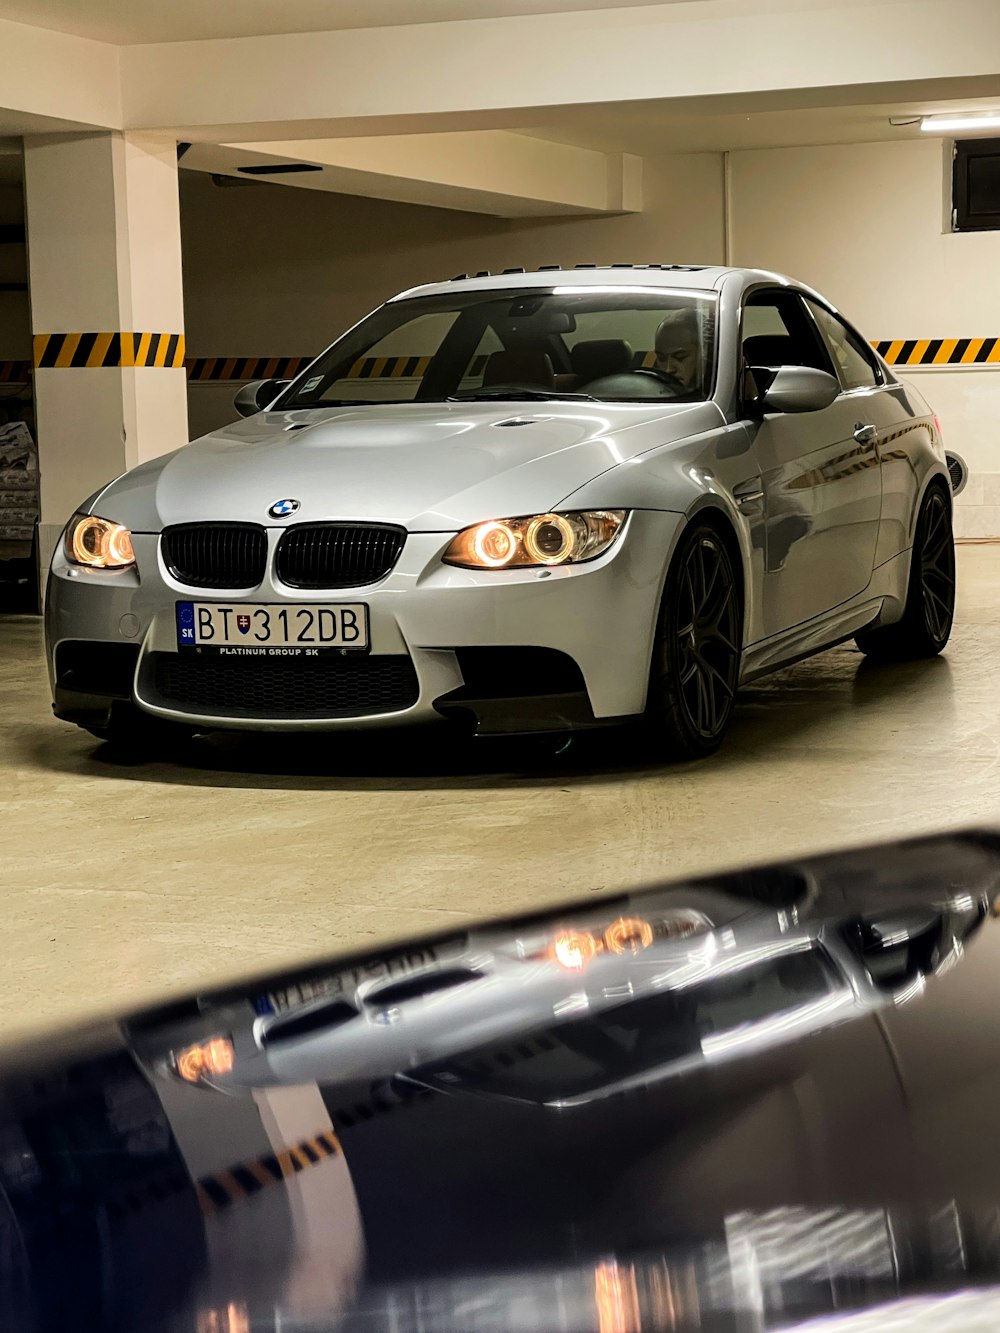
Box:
[917,488,957,645]
[648,523,742,760]
[856,485,955,660]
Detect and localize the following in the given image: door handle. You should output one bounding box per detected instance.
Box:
[854,423,878,446]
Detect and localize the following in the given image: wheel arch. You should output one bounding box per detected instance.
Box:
[910,466,953,546]
[681,499,750,638]
[643,502,746,756]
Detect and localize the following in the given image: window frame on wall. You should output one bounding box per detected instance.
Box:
[953,138,1000,232]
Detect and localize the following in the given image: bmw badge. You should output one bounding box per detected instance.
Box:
[268,498,301,519]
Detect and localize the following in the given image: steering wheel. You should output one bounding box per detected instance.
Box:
[583,367,693,401]
[631,366,687,393]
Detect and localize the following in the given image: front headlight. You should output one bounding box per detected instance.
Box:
[443,510,626,570]
[64,513,136,569]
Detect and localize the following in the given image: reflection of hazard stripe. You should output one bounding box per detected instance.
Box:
[875,337,1000,367]
[105,1167,191,1221]
[347,354,433,379]
[0,360,30,383]
[195,1128,341,1215]
[33,333,186,369]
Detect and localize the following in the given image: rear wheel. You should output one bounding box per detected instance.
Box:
[855,486,955,660]
[646,523,742,760]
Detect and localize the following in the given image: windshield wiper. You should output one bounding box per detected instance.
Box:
[446,388,598,403]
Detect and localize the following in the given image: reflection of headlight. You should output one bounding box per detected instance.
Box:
[545,914,704,970]
[65,513,136,569]
[443,510,626,570]
[173,1036,235,1084]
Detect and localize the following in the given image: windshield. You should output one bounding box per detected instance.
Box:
[275,286,719,408]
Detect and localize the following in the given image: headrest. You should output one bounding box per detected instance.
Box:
[570,339,634,381]
[482,350,555,389]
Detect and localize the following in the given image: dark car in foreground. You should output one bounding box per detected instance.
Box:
[3,830,1000,1331]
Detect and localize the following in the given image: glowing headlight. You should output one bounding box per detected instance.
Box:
[65,513,136,569]
[444,510,626,570]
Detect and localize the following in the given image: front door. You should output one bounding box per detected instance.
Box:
[741,289,883,640]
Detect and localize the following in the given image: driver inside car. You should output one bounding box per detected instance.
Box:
[654,308,704,395]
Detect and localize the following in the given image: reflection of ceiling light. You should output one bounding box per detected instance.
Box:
[921,114,1000,133]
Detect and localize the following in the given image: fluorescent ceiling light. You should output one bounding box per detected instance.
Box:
[921,114,1000,133]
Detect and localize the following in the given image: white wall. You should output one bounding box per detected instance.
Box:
[730,137,1000,537]
[179,153,725,439]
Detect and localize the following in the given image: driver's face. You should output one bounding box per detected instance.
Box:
[654,337,700,389]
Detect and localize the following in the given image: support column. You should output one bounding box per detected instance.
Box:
[22,132,188,573]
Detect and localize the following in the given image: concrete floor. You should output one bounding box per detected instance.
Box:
[2,544,998,1038]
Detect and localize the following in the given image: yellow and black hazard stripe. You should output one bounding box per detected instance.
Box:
[875,337,1000,368]
[186,355,313,382]
[195,1128,341,1215]
[33,332,186,369]
[0,360,30,384]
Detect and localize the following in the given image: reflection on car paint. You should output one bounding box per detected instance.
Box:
[1,832,1000,1330]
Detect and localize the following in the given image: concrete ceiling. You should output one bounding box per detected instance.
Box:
[0,0,738,44]
[524,84,1000,154]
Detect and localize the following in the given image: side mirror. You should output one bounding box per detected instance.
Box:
[754,366,841,415]
[233,378,289,418]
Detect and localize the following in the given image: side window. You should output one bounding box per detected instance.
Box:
[740,290,835,402]
[806,302,881,391]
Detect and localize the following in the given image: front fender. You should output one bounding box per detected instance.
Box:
[556,422,763,644]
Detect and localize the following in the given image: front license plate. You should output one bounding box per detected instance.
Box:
[176,601,369,654]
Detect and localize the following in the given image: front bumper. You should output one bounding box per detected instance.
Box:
[45,511,685,733]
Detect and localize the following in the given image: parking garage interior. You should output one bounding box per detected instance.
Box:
[2,0,1000,1037]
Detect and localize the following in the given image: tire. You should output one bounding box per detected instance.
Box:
[646,522,742,760]
[855,485,955,661]
[81,704,195,756]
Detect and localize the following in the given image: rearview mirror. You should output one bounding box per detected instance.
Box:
[755,366,841,415]
[233,378,290,418]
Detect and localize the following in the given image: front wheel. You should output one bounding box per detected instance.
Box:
[855,486,955,660]
[646,523,742,760]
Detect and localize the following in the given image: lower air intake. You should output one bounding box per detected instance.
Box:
[150,652,419,718]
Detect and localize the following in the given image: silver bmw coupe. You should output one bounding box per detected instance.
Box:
[46,265,955,759]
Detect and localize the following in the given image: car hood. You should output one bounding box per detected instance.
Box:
[92,399,723,532]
